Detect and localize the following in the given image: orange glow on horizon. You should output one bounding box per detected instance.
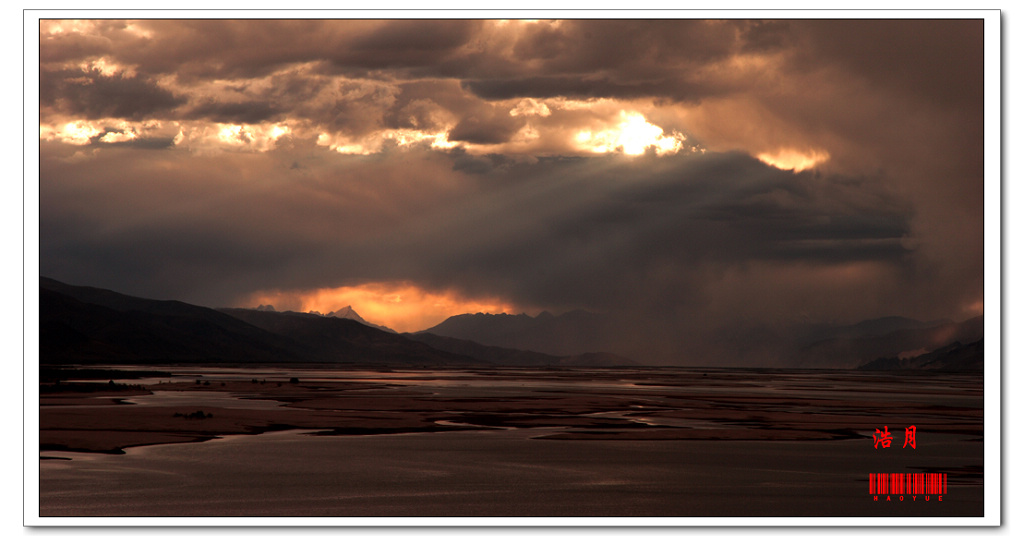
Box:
[756,148,829,172]
[240,282,519,333]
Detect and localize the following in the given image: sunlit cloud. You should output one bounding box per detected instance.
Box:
[123,22,153,39]
[548,97,617,111]
[509,98,551,117]
[40,113,295,154]
[175,122,293,152]
[574,111,687,156]
[40,118,173,147]
[240,282,520,333]
[757,148,830,172]
[492,19,555,27]
[512,124,540,143]
[311,104,697,158]
[317,128,457,155]
[98,129,137,143]
[41,20,99,36]
[40,121,103,145]
[81,57,137,77]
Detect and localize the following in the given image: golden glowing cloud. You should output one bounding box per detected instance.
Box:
[42,20,99,36]
[312,104,699,158]
[756,149,830,172]
[81,57,136,77]
[317,128,457,155]
[512,124,541,144]
[241,282,519,333]
[122,22,153,39]
[98,130,137,143]
[40,121,103,145]
[493,19,552,27]
[509,98,551,117]
[574,111,686,156]
[173,122,293,152]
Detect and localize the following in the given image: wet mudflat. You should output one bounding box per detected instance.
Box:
[39,366,984,518]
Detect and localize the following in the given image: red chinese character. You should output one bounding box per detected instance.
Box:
[904,425,917,449]
[873,426,892,449]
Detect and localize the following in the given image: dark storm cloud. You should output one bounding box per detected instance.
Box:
[41,20,483,83]
[508,20,736,74]
[620,157,910,264]
[40,20,745,111]
[792,19,984,109]
[97,135,177,149]
[448,151,518,175]
[185,99,286,124]
[341,20,483,67]
[461,75,712,101]
[396,152,911,310]
[106,20,340,80]
[380,79,471,131]
[447,109,524,145]
[39,139,908,312]
[41,67,184,120]
[777,20,985,315]
[737,20,794,52]
[39,140,482,300]
[456,20,742,101]
[39,20,141,64]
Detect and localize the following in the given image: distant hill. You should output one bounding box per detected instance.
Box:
[39,277,982,370]
[40,278,308,364]
[220,308,476,365]
[39,277,635,367]
[859,339,984,371]
[326,306,398,334]
[799,316,954,343]
[422,308,983,369]
[403,332,561,366]
[421,310,617,357]
[39,277,475,366]
[792,315,983,368]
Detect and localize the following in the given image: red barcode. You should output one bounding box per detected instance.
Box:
[869,473,946,495]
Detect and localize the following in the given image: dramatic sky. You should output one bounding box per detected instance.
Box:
[38,18,986,363]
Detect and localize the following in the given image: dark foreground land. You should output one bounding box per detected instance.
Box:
[39,366,984,517]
